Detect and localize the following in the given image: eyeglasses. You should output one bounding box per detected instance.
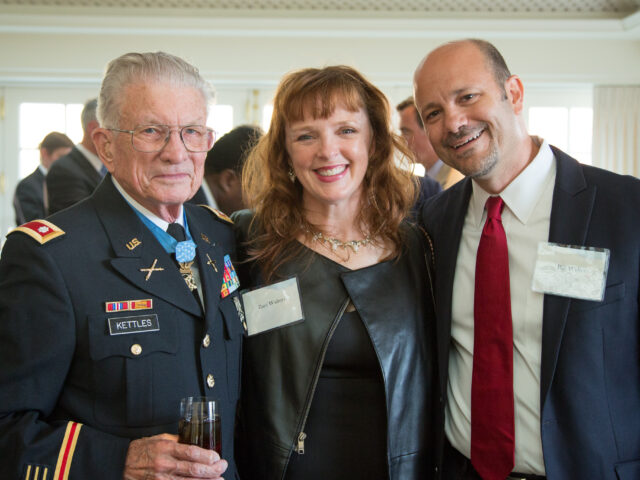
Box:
[108,124,216,153]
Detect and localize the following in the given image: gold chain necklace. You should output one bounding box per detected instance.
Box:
[308,230,372,254]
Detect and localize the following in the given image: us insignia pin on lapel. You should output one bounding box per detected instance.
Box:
[126,238,142,250]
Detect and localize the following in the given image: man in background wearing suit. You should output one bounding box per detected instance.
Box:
[397,96,463,190]
[13,131,73,225]
[46,98,104,214]
[0,51,242,479]
[415,39,640,480]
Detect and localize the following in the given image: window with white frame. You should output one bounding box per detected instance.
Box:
[18,102,83,178]
[208,105,234,140]
[524,86,593,164]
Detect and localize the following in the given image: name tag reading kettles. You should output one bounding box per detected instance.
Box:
[108,314,160,335]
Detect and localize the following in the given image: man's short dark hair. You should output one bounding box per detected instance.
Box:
[39,132,74,153]
[396,96,423,128]
[205,125,263,175]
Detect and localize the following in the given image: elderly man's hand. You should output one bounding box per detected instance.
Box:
[123,434,227,480]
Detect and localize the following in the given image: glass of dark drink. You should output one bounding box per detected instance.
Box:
[178,397,221,455]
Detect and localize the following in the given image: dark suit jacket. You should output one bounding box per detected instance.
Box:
[422,147,640,480]
[0,176,243,479]
[46,146,102,215]
[13,166,45,225]
[411,175,442,221]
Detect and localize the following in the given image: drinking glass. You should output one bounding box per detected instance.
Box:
[178,397,221,454]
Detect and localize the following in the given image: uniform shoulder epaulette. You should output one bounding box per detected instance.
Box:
[199,205,234,224]
[8,219,65,244]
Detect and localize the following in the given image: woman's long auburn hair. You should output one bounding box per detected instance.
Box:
[242,65,417,280]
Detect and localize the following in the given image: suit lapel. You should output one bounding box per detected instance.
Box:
[92,179,202,317]
[540,147,596,409]
[433,179,473,394]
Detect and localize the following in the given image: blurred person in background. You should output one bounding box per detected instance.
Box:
[46,98,104,214]
[397,96,463,191]
[203,124,263,215]
[13,131,73,225]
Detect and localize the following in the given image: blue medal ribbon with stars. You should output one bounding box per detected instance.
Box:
[133,209,196,260]
[175,237,196,263]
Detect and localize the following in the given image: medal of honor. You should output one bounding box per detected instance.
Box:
[175,240,197,291]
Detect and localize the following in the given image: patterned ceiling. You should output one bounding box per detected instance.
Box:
[1,0,639,17]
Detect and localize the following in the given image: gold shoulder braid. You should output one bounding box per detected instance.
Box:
[9,219,65,244]
[199,205,233,224]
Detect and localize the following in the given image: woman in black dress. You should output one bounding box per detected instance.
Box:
[234,65,436,480]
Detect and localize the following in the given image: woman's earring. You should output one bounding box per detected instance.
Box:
[288,168,296,183]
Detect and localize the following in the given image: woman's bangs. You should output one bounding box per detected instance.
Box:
[283,82,364,124]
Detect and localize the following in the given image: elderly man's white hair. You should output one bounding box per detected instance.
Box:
[97,51,215,128]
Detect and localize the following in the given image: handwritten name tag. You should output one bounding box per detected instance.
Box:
[108,314,160,335]
[241,277,304,336]
[531,242,610,301]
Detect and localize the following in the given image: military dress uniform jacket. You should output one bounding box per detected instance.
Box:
[0,176,244,480]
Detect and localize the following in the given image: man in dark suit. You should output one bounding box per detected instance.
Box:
[46,98,104,214]
[0,52,243,479]
[13,131,73,225]
[414,39,640,480]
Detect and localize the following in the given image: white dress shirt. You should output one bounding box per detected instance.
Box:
[199,180,219,209]
[446,139,556,474]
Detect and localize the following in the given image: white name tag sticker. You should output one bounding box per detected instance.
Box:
[531,242,610,301]
[241,277,304,336]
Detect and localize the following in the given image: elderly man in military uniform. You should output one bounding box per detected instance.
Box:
[0,52,244,479]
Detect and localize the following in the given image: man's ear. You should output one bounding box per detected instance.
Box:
[220,169,240,193]
[92,128,114,171]
[504,74,525,115]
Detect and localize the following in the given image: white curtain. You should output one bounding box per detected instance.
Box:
[592,86,640,177]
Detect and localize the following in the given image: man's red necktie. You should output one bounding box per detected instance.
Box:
[471,196,515,480]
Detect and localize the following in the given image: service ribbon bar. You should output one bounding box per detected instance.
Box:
[105,299,153,313]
